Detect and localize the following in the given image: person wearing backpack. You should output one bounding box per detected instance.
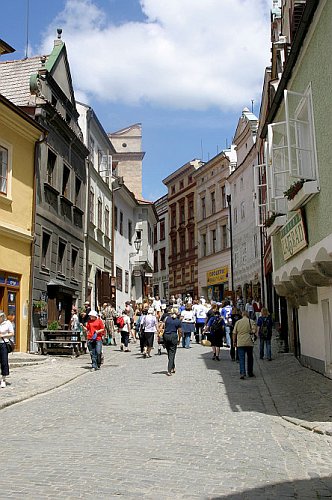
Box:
[257,307,273,360]
[118,311,131,352]
[206,304,225,361]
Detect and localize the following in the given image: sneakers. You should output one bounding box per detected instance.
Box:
[0,380,6,388]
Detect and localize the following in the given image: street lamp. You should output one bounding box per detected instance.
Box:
[134,237,142,253]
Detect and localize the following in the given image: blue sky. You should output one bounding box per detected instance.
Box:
[1,0,271,201]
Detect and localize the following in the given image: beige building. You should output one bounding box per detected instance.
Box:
[193,152,231,301]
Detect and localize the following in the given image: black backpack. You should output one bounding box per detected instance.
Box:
[210,316,224,335]
[261,317,269,338]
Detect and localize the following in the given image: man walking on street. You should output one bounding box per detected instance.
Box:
[232,311,257,379]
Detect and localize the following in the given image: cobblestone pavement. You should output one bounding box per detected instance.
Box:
[1,339,332,499]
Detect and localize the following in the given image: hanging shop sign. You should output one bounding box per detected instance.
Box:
[280,210,307,261]
[207,266,228,286]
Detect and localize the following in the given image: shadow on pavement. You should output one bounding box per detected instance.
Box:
[200,342,332,426]
[211,475,332,499]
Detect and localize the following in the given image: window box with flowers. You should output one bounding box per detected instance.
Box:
[265,213,287,237]
[285,179,319,212]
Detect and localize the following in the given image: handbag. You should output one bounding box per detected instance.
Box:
[248,319,257,343]
[201,339,211,347]
[5,339,15,354]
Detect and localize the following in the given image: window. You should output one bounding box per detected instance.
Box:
[181,267,186,285]
[41,231,51,271]
[221,186,227,209]
[179,180,184,190]
[125,271,129,293]
[154,250,159,272]
[234,207,238,224]
[71,247,78,279]
[46,149,56,187]
[171,206,176,227]
[234,184,237,197]
[160,248,166,270]
[188,198,194,218]
[105,206,110,237]
[253,233,258,259]
[136,230,142,242]
[0,145,8,194]
[241,201,245,220]
[254,161,268,227]
[114,206,118,230]
[190,265,195,283]
[116,266,122,291]
[172,237,177,257]
[188,175,193,184]
[173,270,177,288]
[154,225,158,244]
[240,177,244,190]
[89,189,94,223]
[211,191,216,214]
[89,136,95,159]
[97,198,102,230]
[222,225,227,249]
[119,211,123,235]
[128,221,132,244]
[202,234,206,257]
[189,230,195,250]
[160,219,165,240]
[201,197,206,219]
[57,240,66,275]
[180,233,185,253]
[62,164,70,198]
[148,223,152,245]
[179,202,185,223]
[75,177,81,207]
[242,243,247,264]
[171,185,175,194]
[211,229,216,253]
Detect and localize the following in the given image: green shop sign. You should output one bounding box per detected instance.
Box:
[280,211,307,261]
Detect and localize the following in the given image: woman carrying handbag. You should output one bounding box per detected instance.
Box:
[0,311,15,388]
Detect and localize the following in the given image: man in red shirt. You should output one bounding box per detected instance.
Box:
[83,310,105,370]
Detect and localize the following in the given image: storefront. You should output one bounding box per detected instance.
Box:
[206,266,229,302]
[0,271,21,345]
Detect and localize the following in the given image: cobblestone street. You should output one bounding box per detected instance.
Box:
[2,341,332,499]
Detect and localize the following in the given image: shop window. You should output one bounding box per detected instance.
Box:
[57,239,66,276]
[71,247,78,280]
[41,231,51,271]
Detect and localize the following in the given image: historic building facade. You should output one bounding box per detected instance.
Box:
[193,152,231,302]
[163,159,203,300]
[152,194,169,302]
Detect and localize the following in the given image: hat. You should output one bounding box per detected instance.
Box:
[84,301,90,305]
[88,310,98,317]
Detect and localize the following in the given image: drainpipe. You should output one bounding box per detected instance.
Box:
[84,108,92,304]
[29,131,48,353]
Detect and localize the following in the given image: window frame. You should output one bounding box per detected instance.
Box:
[0,140,12,199]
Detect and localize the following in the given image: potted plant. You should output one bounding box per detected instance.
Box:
[47,320,61,330]
[283,179,305,201]
[264,212,283,228]
[33,300,47,313]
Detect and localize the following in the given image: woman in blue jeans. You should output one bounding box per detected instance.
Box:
[162,309,182,376]
[257,307,273,360]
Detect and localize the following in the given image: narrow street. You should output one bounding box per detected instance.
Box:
[2,342,332,499]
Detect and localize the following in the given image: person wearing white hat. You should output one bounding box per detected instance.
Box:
[0,311,14,388]
[83,310,105,370]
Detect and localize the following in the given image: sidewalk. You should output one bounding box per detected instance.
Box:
[1,339,332,438]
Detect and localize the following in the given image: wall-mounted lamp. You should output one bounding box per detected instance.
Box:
[134,237,142,253]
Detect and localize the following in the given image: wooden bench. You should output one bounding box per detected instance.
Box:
[36,330,87,356]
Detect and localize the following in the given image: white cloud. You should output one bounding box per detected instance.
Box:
[39,0,271,111]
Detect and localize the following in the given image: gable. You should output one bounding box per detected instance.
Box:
[46,43,75,105]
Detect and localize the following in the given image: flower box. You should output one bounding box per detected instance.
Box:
[266,215,287,237]
[288,180,319,211]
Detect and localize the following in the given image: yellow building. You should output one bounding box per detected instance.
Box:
[0,93,46,351]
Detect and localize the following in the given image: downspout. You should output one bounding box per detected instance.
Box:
[84,108,92,303]
[29,131,48,353]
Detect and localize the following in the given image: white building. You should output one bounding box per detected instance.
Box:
[193,152,231,301]
[77,101,116,310]
[227,108,262,303]
[152,194,169,301]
